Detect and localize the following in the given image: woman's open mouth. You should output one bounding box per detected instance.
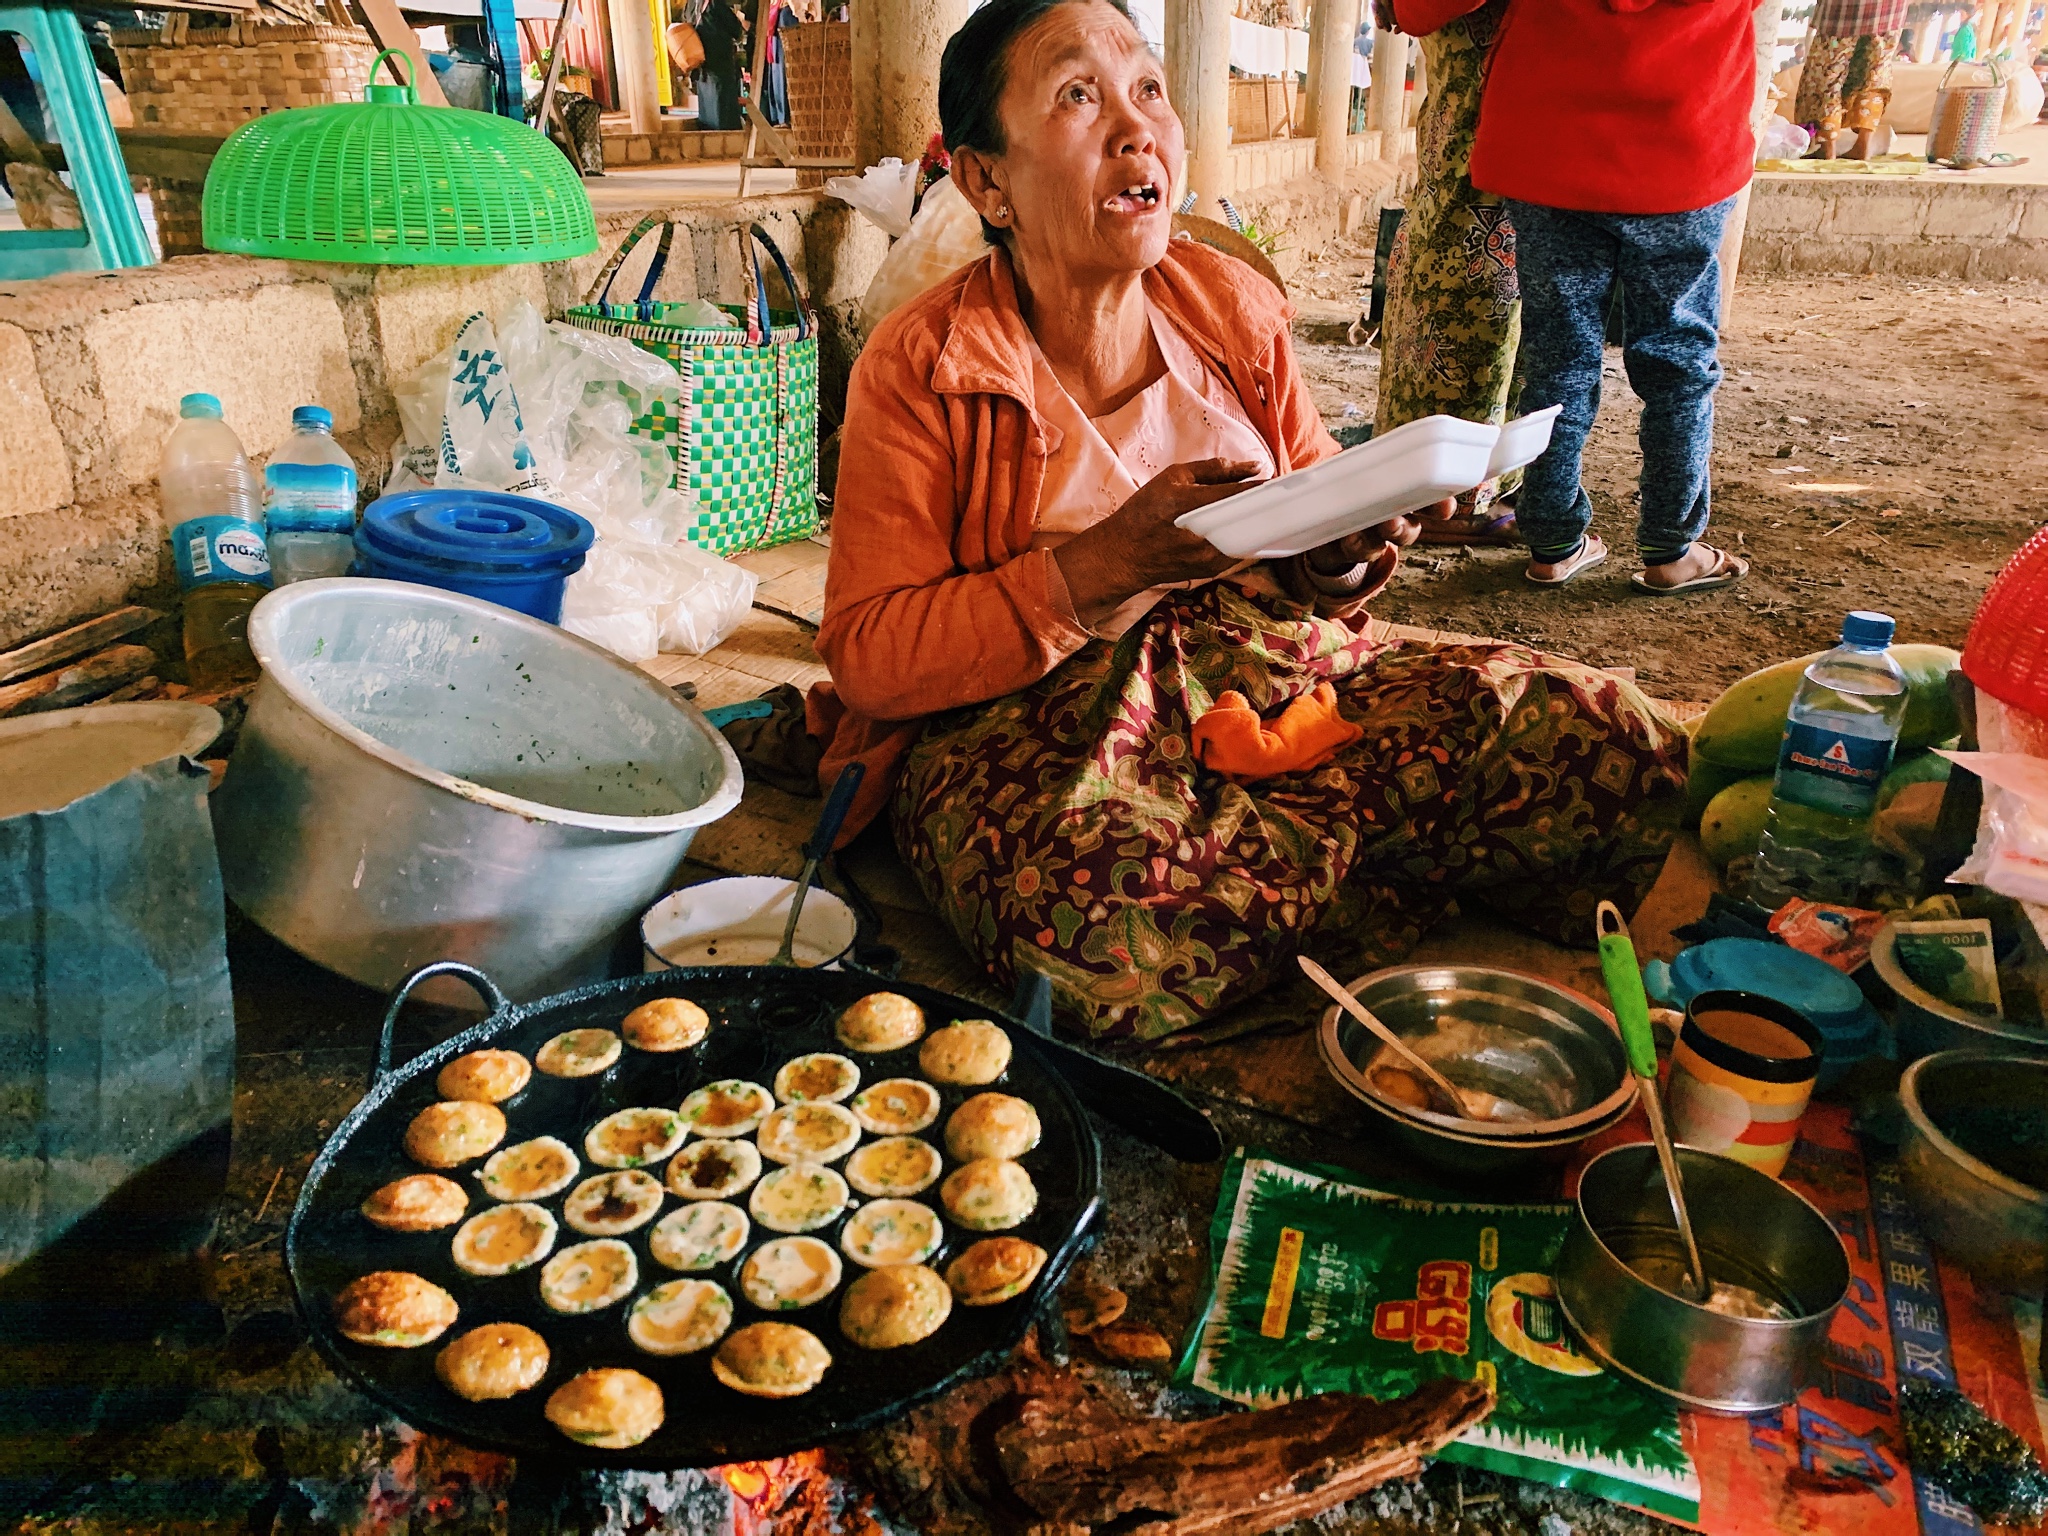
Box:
[1103,182,1163,216]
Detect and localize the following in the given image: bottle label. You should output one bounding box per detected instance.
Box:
[172,516,272,590]
[264,462,358,534]
[1772,719,1892,818]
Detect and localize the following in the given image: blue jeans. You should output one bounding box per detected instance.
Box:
[1506,197,1737,566]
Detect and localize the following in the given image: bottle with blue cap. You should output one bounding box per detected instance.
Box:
[162,392,267,689]
[1751,610,1910,908]
[266,404,359,586]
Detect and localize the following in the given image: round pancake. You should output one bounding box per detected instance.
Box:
[844,1136,942,1198]
[740,1235,844,1310]
[451,1201,558,1277]
[748,1163,850,1234]
[773,1052,861,1105]
[535,1028,622,1078]
[849,1078,941,1137]
[361,1173,468,1232]
[756,1101,862,1166]
[562,1170,665,1236]
[943,1093,1041,1162]
[839,1199,942,1269]
[436,1049,531,1104]
[334,1271,458,1348]
[940,1158,1038,1232]
[623,997,710,1053]
[919,1022,1012,1086]
[839,1263,952,1349]
[545,1367,664,1449]
[835,992,926,1053]
[648,1201,751,1271]
[945,1237,1048,1305]
[403,1101,506,1169]
[680,1079,773,1138]
[539,1238,638,1314]
[628,1279,734,1356]
[480,1136,579,1202]
[435,1322,550,1401]
[584,1107,687,1170]
[665,1137,762,1200]
[711,1322,832,1398]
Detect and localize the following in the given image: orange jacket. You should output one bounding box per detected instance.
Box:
[807,239,1386,840]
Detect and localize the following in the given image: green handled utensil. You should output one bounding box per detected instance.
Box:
[1597,899,1709,1303]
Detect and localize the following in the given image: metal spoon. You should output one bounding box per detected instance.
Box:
[1298,956,1536,1125]
[771,762,864,967]
[1595,900,1709,1304]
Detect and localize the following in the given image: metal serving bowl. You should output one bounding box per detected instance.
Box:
[1317,964,1637,1180]
[1899,1051,2048,1295]
[1870,922,2048,1062]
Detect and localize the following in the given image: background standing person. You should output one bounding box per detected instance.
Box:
[692,0,747,129]
[1399,0,1760,596]
[1373,0,1521,546]
[1792,0,1908,158]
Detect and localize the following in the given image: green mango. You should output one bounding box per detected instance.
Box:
[1699,776,1775,870]
[1692,643,1961,772]
[1684,754,1754,829]
[1877,748,1952,810]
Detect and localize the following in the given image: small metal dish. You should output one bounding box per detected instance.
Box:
[1317,965,1637,1178]
[1899,1051,2048,1295]
[1555,1144,1849,1414]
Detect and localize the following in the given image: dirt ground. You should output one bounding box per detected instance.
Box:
[1287,249,2048,702]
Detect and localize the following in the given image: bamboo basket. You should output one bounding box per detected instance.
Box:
[782,21,853,190]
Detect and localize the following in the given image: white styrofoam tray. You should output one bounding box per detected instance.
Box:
[1486,404,1562,480]
[1176,414,1498,560]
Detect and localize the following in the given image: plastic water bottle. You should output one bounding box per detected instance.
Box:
[163,393,268,691]
[1750,611,1909,908]
[265,405,359,585]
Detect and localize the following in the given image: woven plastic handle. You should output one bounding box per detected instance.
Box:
[582,215,683,309]
[743,222,812,343]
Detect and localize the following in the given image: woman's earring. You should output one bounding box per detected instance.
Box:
[996,204,1010,220]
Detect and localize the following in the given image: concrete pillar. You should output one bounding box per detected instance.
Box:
[1369,20,1406,141]
[607,0,660,134]
[1166,0,1232,214]
[1308,0,1359,174]
[1718,0,1786,320]
[852,0,972,167]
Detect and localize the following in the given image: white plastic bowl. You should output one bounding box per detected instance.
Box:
[641,876,858,970]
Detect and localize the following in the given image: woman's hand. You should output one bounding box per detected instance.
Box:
[1054,458,1263,625]
[1304,497,1457,576]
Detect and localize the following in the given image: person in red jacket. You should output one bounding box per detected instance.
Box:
[1389,0,1761,595]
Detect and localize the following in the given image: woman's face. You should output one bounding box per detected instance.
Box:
[973,2,1184,285]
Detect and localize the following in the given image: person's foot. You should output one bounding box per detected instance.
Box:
[1630,542,1750,595]
[1524,533,1608,586]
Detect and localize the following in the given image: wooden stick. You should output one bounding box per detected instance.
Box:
[0,607,159,686]
[738,0,776,197]
[0,645,158,718]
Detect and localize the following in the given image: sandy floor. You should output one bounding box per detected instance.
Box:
[1287,254,2048,701]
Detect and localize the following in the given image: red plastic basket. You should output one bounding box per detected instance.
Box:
[1962,525,2048,721]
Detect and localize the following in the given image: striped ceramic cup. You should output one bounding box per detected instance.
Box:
[1667,989,1823,1178]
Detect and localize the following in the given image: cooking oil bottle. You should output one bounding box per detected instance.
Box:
[163,393,268,690]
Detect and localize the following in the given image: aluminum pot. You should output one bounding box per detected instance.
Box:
[213,579,741,1001]
[1870,922,2048,1061]
[1899,1051,2048,1295]
[1555,1144,1848,1414]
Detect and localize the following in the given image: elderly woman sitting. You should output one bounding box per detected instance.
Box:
[806,0,1688,1043]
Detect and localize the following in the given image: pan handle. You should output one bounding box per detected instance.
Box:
[377,962,513,1083]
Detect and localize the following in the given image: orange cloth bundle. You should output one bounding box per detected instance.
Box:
[1191,682,1363,781]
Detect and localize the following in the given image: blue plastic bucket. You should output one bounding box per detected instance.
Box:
[355,490,594,623]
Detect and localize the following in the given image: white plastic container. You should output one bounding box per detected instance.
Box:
[641,876,858,970]
[1176,414,1499,559]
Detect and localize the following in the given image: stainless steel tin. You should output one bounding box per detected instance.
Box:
[1555,1144,1849,1414]
[1870,923,2048,1061]
[213,579,741,1001]
[1899,1052,2048,1295]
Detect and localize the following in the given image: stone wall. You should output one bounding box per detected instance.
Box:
[1743,175,2048,280]
[0,193,887,649]
[601,126,751,167]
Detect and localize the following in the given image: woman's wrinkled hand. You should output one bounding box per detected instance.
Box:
[1055,458,1263,623]
[1305,497,1457,576]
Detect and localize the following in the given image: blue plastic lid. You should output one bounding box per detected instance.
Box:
[293,405,334,431]
[358,489,594,575]
[1841,610,1895,648]
[180,392,223,419]
[1669,938,1871,1039]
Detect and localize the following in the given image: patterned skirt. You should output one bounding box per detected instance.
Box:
[891,583,1689,1045]
[1793,33,1900,130]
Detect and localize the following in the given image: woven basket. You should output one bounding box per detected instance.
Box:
[783,21,853,190]
[113,18,376,256]
[1927,59,2007,168]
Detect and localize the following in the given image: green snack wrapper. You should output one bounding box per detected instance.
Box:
[1176,1151,1700,1522]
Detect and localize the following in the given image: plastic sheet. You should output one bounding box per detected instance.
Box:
[825,156,918,238]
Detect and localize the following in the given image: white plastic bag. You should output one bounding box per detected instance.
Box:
[388,311,553,498]
[1756,115,1811,162]
[825,156,919,238]
[861,177,990,332]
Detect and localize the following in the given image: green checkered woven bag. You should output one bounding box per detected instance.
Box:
[564,218,819,556]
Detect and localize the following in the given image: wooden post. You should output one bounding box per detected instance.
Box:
[1166,0,1231,213]
[1308,0,1357,174]
[606,0,660,134]
[1717,0,1785,322]
[1368,16,1405,154]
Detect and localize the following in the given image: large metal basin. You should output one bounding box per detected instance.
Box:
[1899,1052,2048,1295]
[213,579,741,1000]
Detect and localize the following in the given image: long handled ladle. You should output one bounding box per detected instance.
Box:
[1595,900,1709,1303]
[770,761,864,967]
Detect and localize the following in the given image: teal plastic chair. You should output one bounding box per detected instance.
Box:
[0,3,152,279]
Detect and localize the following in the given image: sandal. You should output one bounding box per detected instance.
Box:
[1419,509,1521,547]
[1630,543,1750,596]
[1523,533,1608,586]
